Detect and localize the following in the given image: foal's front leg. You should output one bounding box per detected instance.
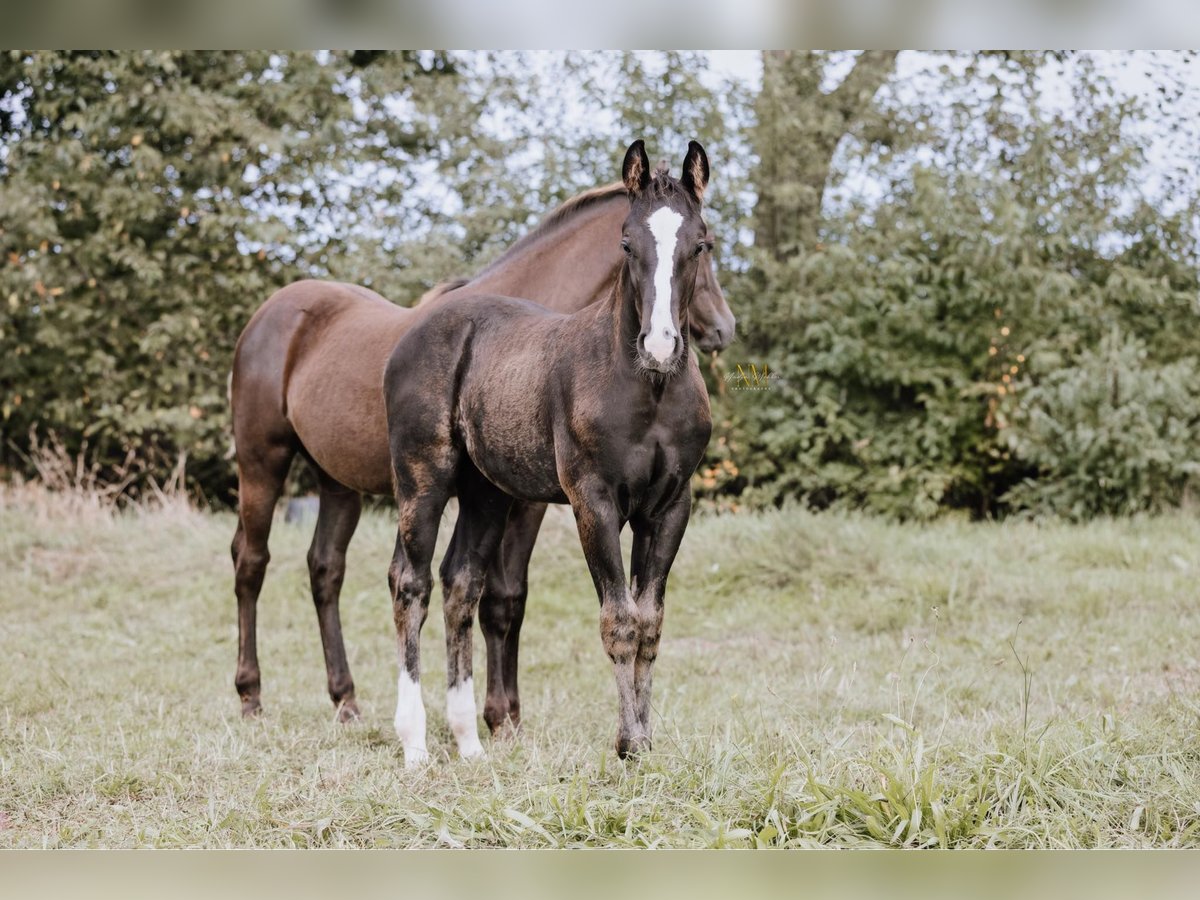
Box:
[629,491,692,741]
[571,488,645,757]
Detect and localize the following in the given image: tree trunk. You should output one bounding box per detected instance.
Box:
[752,50,899,263]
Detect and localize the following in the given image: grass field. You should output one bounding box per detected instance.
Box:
[3,484,1200,848]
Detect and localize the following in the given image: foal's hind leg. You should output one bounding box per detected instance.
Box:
[232,441,295,717]
[478,501,547,736]
[389,458,457,768]
[307,471,363,722]
[441,466,514,758]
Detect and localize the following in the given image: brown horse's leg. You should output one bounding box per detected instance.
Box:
[232,441,294,718]
[307,471,363,723]
[478,501,546,737]
[441,466,514,759]
[628,491,692,742]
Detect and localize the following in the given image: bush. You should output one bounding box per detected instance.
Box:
[1002,333,1200,519]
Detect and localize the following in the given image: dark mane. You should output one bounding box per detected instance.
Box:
[473,182,629,278]
[415,277,470,307]
[418,170,695,307]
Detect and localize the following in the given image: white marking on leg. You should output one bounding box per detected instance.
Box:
[394,669,429,768]
[446,677,485,759]
[645,206,684,363]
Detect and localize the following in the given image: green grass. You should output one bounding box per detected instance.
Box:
[3,484,1200,848]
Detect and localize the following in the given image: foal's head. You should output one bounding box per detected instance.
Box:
[619,139,710,375]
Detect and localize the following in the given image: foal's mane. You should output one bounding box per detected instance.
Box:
[416,278,470,305]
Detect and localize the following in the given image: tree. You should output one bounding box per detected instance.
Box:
[714,51,1200,518]
[6,51,1199,519]
[0,52,412,497]
[0,50,741,502]
[752,51,899,262]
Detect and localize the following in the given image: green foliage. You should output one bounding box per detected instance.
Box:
[1004,332,1200,519]
[716,51,1200,519]
[0,51,476,500]
[0,51,348,498]
[0,50,750,504]
[3,51,1200,519]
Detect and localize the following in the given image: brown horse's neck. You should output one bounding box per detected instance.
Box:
[465,193,626,310]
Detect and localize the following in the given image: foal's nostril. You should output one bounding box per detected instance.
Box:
[639,329,679,365]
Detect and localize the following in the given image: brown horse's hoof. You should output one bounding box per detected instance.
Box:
[484,702,522,739]
[335,699,361,723]
[240,697,263,718]
[489,717,520,741]
[615,733,651,759]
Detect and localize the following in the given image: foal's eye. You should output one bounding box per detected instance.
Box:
[692,242,707,258]
[621,239,632,257]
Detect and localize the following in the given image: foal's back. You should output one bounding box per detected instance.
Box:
[384,293,585,504]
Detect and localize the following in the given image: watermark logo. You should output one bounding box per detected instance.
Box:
[724,363,778,392]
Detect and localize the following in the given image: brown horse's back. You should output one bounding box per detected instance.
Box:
[232,279,412,495]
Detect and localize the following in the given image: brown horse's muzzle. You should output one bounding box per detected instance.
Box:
[691,309,736,353]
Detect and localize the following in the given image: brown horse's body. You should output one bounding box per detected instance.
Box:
[230,179,734,725]
[234,282,404,494]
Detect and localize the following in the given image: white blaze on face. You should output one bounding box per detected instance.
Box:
[446,677,485,759]
[644,205,684,364]
[394,669,429,768]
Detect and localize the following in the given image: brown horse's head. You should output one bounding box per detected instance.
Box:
[690,231,736,353]
[620,139,712,375]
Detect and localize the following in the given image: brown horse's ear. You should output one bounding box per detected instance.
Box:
[680,140,709,204]
[622,140,651,197]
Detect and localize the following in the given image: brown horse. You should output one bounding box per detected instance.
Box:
[229,172,734,726]
[384,140,713,764]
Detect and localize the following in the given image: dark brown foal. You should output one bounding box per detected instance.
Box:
[383,140,714,764]
[229,173,734,729]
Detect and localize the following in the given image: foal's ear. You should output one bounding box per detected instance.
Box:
[622,140,652,197]
[680,140,709,204]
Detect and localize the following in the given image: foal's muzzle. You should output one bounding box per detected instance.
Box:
[638,329,682,373]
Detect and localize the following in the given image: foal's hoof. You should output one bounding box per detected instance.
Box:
[335,699,361,723]
[240,697,263,719]
[615,734,651,759]
[403,747,431,770]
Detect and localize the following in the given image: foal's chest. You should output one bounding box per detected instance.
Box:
[573,375,712,509]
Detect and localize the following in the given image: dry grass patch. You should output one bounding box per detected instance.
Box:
[2,486,1200,847]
